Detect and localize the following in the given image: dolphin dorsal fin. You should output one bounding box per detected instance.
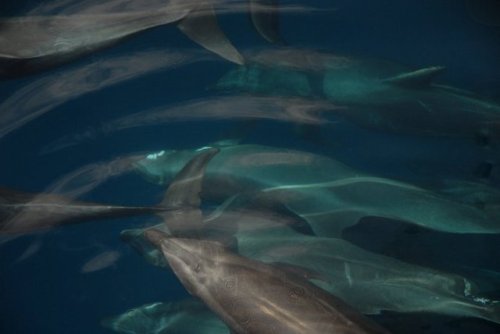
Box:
[177,4,244,65]
[384,66,445,88]
[161,147,219,209]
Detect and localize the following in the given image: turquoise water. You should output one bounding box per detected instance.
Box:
[1,1,500,333]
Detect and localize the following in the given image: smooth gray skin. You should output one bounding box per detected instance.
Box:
[134,144,500,235]
[101,300,229,334]
[122,213,500,324]
[216,48,500,140]
[0,0,243,77]
[158,236,391,334]
[0,147,219,234]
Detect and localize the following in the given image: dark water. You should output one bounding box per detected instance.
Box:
[1,1,500,333]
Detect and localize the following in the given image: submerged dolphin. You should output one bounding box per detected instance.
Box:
[134,143,500,235]
[152,232,391,334]
[122,209,500,324]
[0,147,218,234]
[216,48,500,143]
[101,300,229,334]
[0,0,246,77]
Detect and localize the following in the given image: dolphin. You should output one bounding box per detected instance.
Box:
[216,48,500,144]
[0,147,219,234]
[42,95,336,153]
[122,209,500,325]
[101,299,229,334]
[0,49,206,139]
[133,143,500,235]
[152,232,391,334]
[0,0,245,77]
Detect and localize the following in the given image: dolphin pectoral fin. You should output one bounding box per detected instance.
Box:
[249,0,282,43]
[177,5,245,65]
[384,66,446,89]
[271,262,331,284]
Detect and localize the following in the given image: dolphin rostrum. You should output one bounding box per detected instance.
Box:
[0,147,219,234]
[152,231,391,334]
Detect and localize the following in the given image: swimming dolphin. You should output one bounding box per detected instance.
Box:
[133,143,500,235]
[122,209,500,325]
[152,231,391,334]
[101,299,229,334]
[216,48,500,144]
[0,0,246,77]
[0,49,206,139]
[42,95,336,153]
[0,147,218,234]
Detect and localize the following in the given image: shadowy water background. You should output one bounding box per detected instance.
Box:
[1,1,500,333]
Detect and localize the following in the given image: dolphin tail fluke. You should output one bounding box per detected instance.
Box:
[177,5,245,65]
[249,0,283,43]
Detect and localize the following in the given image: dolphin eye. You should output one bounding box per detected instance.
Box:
[194,263,201,272]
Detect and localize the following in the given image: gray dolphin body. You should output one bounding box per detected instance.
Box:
[122,214,500,324]
[0,0,244,77]
[134,144,500,235]
[157,235,390,334]
[216,48,500,142]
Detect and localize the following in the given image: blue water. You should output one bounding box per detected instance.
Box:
[1,1,500,333]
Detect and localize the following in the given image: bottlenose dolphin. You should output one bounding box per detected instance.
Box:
[133,144,500,235]
[122,210,500,324]
[216,48,500,143]
[42,95,336,153]
[0,0,245,77]
[101,300,229,334]
[0,147,219,234]
[152,232,391,334]
[0,49,206,139]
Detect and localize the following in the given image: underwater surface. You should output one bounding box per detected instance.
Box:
[1,0,500,333]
